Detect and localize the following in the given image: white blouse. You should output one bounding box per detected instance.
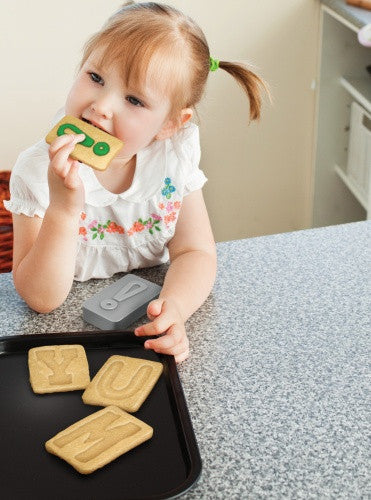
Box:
[5,110,207,281]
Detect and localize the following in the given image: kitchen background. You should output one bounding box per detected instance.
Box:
[1,0,369,242]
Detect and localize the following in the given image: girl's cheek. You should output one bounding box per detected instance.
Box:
[65,89,78,114]
[65,79,87,113]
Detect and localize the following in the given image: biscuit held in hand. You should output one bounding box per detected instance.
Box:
[82,355,163,412]
[45,115,123,171]
[28,345,90,394]
[45,406,153,474]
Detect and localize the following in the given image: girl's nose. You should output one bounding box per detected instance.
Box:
[90,99,113,120]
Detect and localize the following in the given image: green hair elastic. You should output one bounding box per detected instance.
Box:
[209,56,219,72]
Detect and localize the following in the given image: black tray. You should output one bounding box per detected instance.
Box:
[0,332,201,500]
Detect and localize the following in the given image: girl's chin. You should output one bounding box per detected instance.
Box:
[109,154,136,168]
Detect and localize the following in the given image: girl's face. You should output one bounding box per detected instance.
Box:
[65,49,175,164]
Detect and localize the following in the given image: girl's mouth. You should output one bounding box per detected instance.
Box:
[81,117,106,133]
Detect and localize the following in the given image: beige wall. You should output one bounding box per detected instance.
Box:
[0,0,320,241]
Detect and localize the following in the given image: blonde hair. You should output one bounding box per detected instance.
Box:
[79,2,268,122]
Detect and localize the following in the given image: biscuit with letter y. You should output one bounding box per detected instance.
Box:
[45,115,123,171]
[82,355,163,412]
[28,345,90,394]
[45,405,153,474]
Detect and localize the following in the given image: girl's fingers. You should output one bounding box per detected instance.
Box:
[50,142,76,178]
[134,300,189,363]
[149,340,190,364]
[48,133,74,159]
[48,133,85,160]
[134,314,172,336]
[147,338,189,356]
[174,350,190,364]
[64,161,81,189]
[147,298,164,321]
[144,325,188,354]
[49,134,85,178]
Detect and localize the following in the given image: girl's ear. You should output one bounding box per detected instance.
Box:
[155,108,193,140]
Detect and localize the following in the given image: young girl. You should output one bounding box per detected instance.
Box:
[5,1,267,363]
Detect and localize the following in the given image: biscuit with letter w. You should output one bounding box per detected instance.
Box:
[45,405,153,474]
[82,355,163,412]
[45,115,123,171]
[28,345,90,393]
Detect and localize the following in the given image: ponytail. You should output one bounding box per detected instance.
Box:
[218,61,270,121]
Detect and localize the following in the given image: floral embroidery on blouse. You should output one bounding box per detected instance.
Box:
[161,177,176,199]
[158,200,181,229]
[78,179,182,241]
[126,201,182,236]
[79,212,124,241]
[127,214,162,236]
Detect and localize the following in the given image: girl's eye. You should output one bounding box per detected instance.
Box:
[126,95,144,107]
[89,72,104,85]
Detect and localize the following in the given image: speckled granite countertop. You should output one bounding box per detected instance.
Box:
[321,0,371,28]
[1,221,370,498]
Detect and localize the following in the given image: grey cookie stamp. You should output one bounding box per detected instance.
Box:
[82,274,162,330]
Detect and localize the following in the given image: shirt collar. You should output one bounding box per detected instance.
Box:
[82,139,167,206]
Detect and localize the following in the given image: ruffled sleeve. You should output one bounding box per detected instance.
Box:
[3,140,50,218]
[176,123,207,196]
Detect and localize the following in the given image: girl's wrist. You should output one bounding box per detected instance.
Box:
[46,203,82,223]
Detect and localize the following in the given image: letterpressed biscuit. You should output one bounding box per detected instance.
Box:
[45,405,153,474]
[28,345,90,394]
[45,115,123,171]
[82,355,163,412]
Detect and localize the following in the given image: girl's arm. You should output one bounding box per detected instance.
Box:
[12,209,80,313]
[159,189,217,320]
[135,189,217,362]
[12,133,85,313]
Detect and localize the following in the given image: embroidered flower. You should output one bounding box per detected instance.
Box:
[79,226,88,241]
[164,212,176,226]
[106,221,124,234]
[79,217,125,240]
[90,223,105,240]
[80,212,86,220]
[161,177,176,199]
[127,216,162,236]
[156,199,182,229]
[133,221,145,232]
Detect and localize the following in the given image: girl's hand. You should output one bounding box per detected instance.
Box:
[48,133,86,215]
[134,298,190,364]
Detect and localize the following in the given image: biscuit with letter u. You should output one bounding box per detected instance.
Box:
[45,115,123,171]
[82,355,163,412]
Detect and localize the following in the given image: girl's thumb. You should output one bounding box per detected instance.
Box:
[147,298,164,320]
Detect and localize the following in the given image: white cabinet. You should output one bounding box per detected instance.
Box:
[313,5,371,226]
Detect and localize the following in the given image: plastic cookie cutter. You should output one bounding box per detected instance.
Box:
[100,281,148,310]
[82,274,162,330]
[57,122,110,156]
